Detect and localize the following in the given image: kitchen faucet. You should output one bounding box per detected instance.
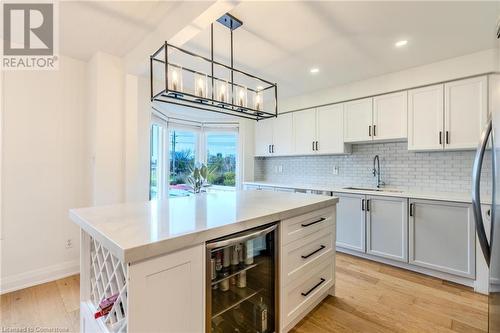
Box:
[373,155,384,188]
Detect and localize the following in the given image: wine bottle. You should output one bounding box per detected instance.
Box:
[253,297,268,333]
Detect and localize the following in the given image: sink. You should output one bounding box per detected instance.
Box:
[343,186,403,193]
[343,186,381,191]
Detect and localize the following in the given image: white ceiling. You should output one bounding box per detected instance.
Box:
[59,1,180,60]
[185,1,499,99]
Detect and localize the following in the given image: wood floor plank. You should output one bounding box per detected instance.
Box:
[56,275,80,313]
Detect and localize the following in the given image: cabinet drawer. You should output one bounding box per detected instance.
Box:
[282,255,334,327]
[282,227,334,285]
[281,207,335,245]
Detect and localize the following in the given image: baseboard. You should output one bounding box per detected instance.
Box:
[0,260,80,294]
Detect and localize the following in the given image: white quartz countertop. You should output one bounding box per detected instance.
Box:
[69,190,337,263]
[243,181,491,204]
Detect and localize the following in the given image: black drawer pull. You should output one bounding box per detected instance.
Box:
[301,245,326,259]
[301,217,326,227]
[301,278,326,297]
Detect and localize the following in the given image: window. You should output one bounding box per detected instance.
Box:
[149,118,239,198]
[149,121,166,200]
[168,129,198,197]
[206,132,237,187]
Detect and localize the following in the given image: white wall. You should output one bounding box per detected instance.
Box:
[281,48,499,112]
[1,55,90,293]
[87,52,125,205]
[125,74,151,202]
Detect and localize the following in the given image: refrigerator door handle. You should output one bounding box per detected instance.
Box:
[472,117,492,266]
[206,224,277,249]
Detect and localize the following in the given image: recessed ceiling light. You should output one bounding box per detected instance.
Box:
[395,40,408,47]
[310,67,319,74]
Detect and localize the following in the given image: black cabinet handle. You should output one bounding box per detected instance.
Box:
[439,131,442,145]
[373,125,376,136]
[361,199,365,211]
[369,125,372,137]
[315,141,319,151]
[488,209,491,217]
[366,199,370,212]
[268,145,271,153]
[409,203,414,217]
[301,245,326,259]
[312,141,315,151]
[272,145,275,153]
[446,131,449,144]
[301,278,326,297]
[301,217,326,227]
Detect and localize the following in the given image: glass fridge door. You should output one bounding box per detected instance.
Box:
[207,223,278,333]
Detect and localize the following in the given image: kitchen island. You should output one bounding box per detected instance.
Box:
[70,190,338,333]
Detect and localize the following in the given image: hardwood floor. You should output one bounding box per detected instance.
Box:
[0,253,488,332]
[1,275,80,332]
[291,253,488,333]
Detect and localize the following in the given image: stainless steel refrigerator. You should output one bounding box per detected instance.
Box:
[473,20,500,331]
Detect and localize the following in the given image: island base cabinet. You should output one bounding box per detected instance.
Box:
[409,199,475,279]
[128,244,205,333]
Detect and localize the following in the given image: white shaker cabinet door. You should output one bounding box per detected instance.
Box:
[273,112,294,155]
[366,196,408,262]
[408,84,444,151]
[128,244,205,332]
[316,104,350,155]
[293,109,317,155]
[372,91,408,141]
[343,98,373,143]
[444,76,488,150]
[334,193,366,252]
[255,117,274,156]
[408,199,475,278]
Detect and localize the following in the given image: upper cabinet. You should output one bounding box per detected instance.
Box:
[444,76,488,150]
[255,75,489,156]
[255,117,274,156]
[344,94,408,143]
[408,84,444,151]
[293,106,351,155]
[293,109,317,155]
[316,104,347,154]
[273,113,294,155]
[408,76,488,151]
[343,98,373,142]
[373,91,408,141]
[255,113,294,157]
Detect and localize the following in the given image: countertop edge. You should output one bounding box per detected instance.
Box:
[243,181,485,204]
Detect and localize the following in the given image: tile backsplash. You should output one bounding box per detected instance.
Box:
[254,142,492,194]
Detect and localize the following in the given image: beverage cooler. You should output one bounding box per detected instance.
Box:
[206,223,279,333]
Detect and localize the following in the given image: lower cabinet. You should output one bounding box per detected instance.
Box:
[280,207,336,332]
[366,196,408,262]
[335,193,407,262]
[409,199,476,278]
[334,193,366,252]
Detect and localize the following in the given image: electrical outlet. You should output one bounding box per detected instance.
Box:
[65,239,73,249]
[333,166,339,175]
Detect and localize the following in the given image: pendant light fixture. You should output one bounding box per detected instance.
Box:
[150,13,278,121]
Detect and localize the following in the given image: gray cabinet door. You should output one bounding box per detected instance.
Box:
[366,196,408,262]
[409,199,475,278]
[334,193,365,252]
